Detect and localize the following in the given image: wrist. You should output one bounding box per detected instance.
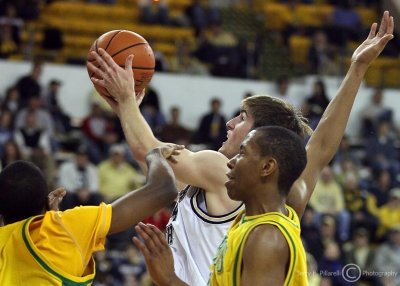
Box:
[349,61,369,76]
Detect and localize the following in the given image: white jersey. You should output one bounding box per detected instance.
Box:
[166,186,244,286]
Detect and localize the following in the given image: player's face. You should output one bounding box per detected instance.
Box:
[225,130,260,201]
[218,109,254,159]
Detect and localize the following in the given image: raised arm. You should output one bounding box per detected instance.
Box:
[87,52,229,193]
[109,144,182,234]
[287,11,395,218]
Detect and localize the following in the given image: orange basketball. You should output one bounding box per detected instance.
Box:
[87,30,155,97]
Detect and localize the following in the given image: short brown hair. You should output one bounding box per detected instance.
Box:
[241,95,312,138]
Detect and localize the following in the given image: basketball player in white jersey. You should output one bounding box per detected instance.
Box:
[87,11,394,286]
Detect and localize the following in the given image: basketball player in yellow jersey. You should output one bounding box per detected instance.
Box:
[134,126,308,285]
[0,144,183,285]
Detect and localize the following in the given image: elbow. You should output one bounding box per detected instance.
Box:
[149,170,178,201]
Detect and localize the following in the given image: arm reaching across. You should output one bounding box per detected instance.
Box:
[87,51,230,195]
[109,144,183,234]
[287,11,395,218]
[133,223,189,286]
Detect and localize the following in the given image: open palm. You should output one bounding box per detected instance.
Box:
[351,11,394,66]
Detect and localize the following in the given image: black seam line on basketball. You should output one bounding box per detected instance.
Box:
[110,42,148,58]
[118,65,155,70]
[105,30,122,51]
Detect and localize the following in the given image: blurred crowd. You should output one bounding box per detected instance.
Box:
[1,0,399,79]
[0,59,400,285]
[1,0,400,285]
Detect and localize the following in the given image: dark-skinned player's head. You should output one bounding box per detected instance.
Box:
[0,161,48,224]
[226,126,307,201]
[253,126,307,195]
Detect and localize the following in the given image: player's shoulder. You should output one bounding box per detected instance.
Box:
[246,224,288,252]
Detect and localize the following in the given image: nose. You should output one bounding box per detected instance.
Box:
[227,155,237,169]
[226,116,238,131]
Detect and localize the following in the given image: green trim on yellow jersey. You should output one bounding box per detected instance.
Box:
[22,218,94,286]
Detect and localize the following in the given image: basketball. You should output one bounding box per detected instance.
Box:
[87,30,155,97]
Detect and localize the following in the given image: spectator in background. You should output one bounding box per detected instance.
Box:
[272,75,301,109]
[0,110,14,156]
[374,188,400,238]
[0,24,19,58]
[138,0,170,25]
[81,102,117,164]
[359,88,393,138]
[193,21,241,78]
[318,241,350,286]
[170,39,209,75]
[373,225,400,286]
[42,79,72,134]
[185,0,220,35]
[301,205,323,261]
[159,106,192,146]
[15,60,43,107]
[308,30,338,75]
[344,228,376,284]
[194,97,226,150]
[0,4,23,50]
[302,79,330,129]
[58,146,103,210]
[13,110,55,185]
[326,0,363,47]
[14,94,54,137]
[140,87,166,137]
[14,110,51,159]
[1,86,21,113]
[98,144,145,202]
[331,135,361,169]
[342,175,378,238]
[367,169,393,216]
[309,166,351,241]
[364,120,399,175]
[0,139,21,170]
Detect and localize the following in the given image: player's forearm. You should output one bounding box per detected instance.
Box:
[306,62,367,165]
[119,95,162,162]
[109,149,177,234]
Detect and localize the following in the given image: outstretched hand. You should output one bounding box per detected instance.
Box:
[47,187,66,211]
[86,48,146,115]
[351,11,394,67]
[133,223,177,286]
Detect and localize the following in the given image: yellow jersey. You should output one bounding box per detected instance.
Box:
[0,203,111,285]
[208,205,307,286]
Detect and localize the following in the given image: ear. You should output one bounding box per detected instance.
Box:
[260,157,277,177]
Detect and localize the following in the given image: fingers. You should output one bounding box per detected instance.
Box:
[98,48,119,70]
[136,222,167,253]
[377,11,389,38]
[125,54,134,72]
[149,224,170,248]
[135,223,159,253]
[388,16,394,36]
[132,236,151,258]
[368,23,377,39]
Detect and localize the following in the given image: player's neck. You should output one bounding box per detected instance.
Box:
[244,190,286,216]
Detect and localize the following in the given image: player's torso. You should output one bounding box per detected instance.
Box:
[0,218,94,285]
[209,207,307,286]
[166,186,244,286]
